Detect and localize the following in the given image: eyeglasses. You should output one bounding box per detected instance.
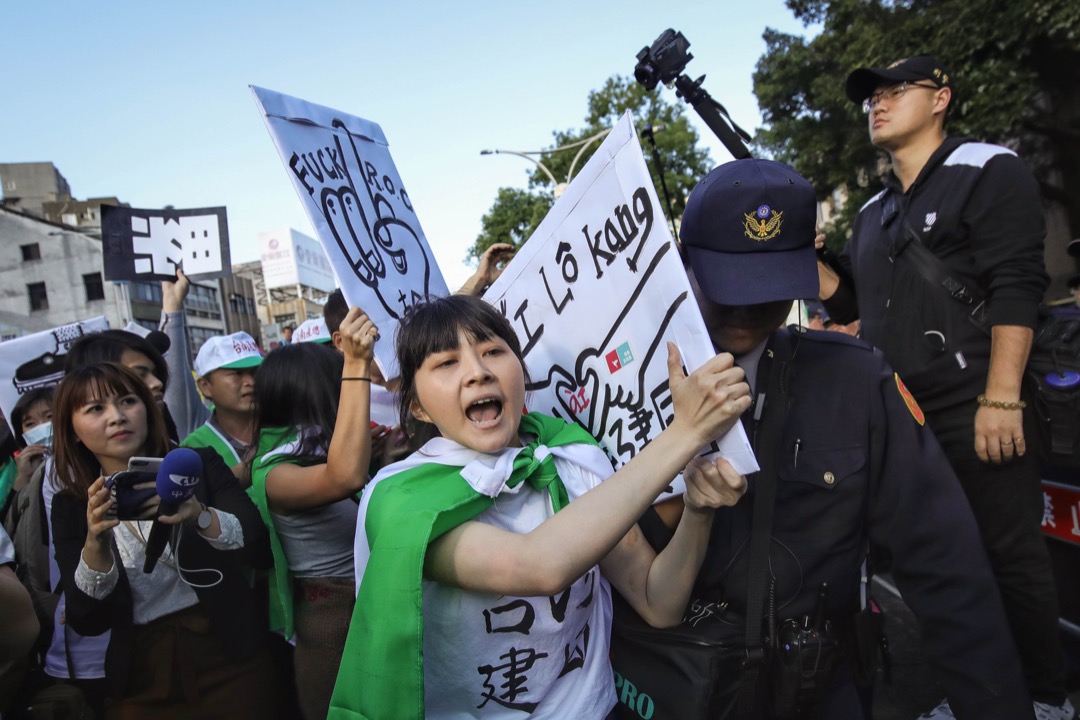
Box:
[862,81,940,114]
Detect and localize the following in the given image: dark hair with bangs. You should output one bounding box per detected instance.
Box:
[65,330,170,388]
[51,363,170,501]
[395,294,526,436]
[323,289,348,335]
[252,342,344,461]
[12,386,55,446]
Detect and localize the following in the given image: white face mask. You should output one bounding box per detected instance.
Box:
[22,421,53,450]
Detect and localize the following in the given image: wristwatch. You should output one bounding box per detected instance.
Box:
[196,503,213,531]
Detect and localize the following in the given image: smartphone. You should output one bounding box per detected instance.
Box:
[105,470,158,520]
[128,456,163,473]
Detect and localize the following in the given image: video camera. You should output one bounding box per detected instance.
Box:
[634,30,693,91]
[633,29,752,160]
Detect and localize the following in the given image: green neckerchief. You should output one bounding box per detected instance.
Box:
[328,412,599,720]
[248,425,305,639]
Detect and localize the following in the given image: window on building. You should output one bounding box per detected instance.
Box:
[186,325,221,360]
[28,282,49,311]
[20,244,41,261]
[131,281,162,304]
[184,284,220,317]
[248,298,256,315]
[83,273,105,302]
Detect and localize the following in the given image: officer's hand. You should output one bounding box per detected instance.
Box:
[974,405,1025,464]
[683,456,747,512]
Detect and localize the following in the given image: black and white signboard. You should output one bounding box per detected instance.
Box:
[101,206,231,281]
[0,317,110,427]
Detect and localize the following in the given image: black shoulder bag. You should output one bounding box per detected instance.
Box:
[889,196,1080,470]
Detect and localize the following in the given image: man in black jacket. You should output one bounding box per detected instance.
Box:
[818,56,1071,720]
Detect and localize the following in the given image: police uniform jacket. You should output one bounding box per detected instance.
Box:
[643,327,1030,719]
[823,137,1048,412]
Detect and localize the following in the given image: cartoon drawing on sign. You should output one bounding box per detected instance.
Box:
[304,119,432,320]
[130,214,223,276]
[13,324,87,395]
[510,241,716,468]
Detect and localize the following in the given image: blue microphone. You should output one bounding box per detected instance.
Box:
[143,448,202,573]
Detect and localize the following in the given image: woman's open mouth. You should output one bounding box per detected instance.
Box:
[465,397,504,427]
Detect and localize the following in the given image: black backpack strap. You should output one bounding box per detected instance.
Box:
[738,330,796,717]
[882,191,985,309]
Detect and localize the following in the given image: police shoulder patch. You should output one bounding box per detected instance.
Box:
[894,373,924,425]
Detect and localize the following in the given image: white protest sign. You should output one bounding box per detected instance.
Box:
[0,317,111,427]
[251,86,450,379]
[486,113,758,496]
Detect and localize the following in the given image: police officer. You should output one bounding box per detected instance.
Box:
[612,159,1030,719]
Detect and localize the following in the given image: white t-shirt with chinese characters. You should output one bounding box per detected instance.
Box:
[355,437,618,719]
[422,458,615,719]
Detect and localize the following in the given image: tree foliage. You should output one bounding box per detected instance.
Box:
[753,0,1080,248]
[469,75,711,261]
[472,187,554,261]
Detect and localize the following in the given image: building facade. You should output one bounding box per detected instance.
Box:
[0,206,260,360]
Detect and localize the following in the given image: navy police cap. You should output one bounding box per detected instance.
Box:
[681,159,818,306]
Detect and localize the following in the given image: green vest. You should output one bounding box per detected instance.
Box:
[181,420,243,466]
[248,426,304,639]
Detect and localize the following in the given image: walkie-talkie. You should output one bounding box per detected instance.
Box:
[772,583,840,718]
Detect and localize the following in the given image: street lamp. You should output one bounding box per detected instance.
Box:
[479,149,562,195]
[482,127,616,199]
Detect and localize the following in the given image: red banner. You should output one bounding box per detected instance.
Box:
[1041,481,1080,547]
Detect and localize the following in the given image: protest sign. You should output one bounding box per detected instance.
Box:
[251,86,449,379]
[101,206,230,281]
[0,317,110,426]
[485,113,758,495]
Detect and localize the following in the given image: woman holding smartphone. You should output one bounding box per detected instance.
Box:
[49,362,276,718]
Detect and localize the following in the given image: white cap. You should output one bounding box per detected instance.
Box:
[294,317,332,344]
[194,332,263,378]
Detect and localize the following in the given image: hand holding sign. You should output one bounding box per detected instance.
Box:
[665,343,752,451]
[683,456,748,513]
[161,267,191,314]
[339,307,379,369]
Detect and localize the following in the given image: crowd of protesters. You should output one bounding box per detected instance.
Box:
[0,53,1076,720]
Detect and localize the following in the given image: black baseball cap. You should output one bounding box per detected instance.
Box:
[681,159,818,306]
[845,55,951,103]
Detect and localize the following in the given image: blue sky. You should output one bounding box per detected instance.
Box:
[1,0,817,288]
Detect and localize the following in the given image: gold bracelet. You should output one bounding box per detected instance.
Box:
[976,394,1026,411]
[342,377,372,382]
